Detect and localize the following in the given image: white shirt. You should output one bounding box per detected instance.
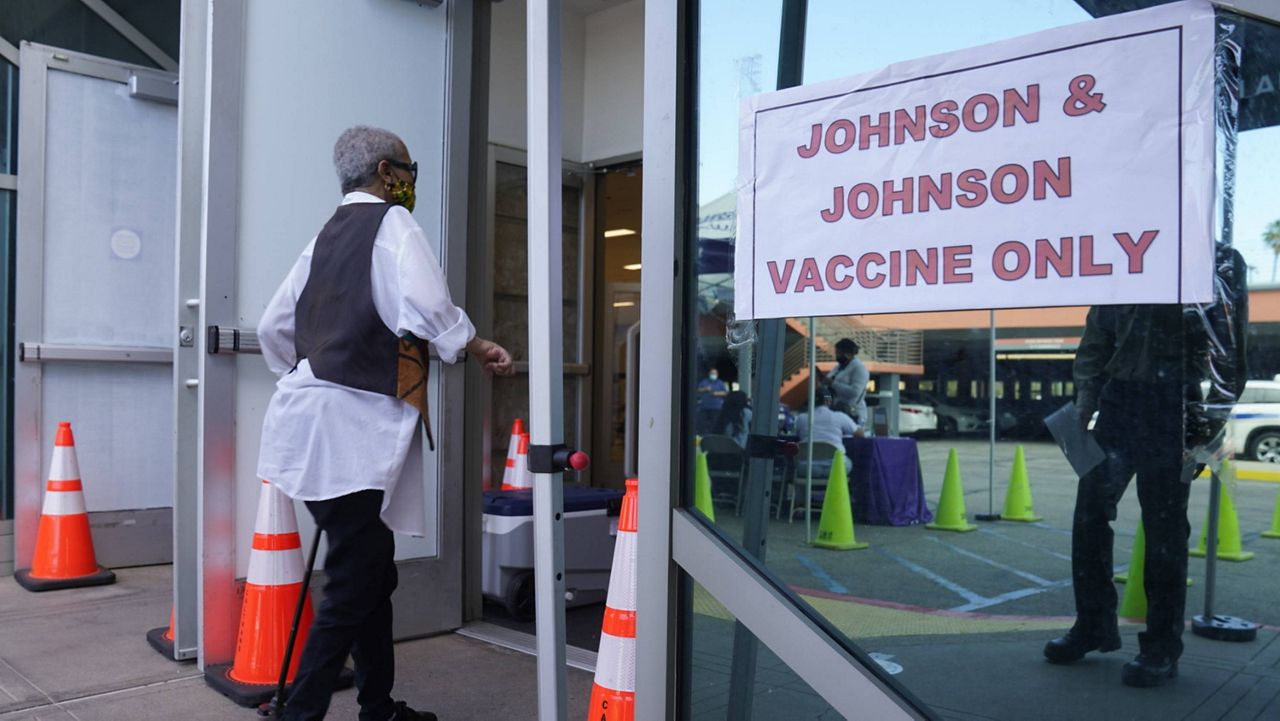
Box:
[795,405,858,449]
[256,192,475,535]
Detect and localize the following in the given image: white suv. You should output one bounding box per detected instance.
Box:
[1226,379,1280,463]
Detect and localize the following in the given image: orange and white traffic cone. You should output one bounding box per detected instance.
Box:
[587,478,638,721]
[501,418,526,489]
[205,481,350,707]
[147,606,197,662]
[16,422,115,591]
[502,432,535,491]
[146,607,180,660]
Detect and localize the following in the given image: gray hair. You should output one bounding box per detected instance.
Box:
[333,126,402,193]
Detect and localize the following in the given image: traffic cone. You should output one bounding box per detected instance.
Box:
[1000,445,1042,522]
[502,433,534,491]
[1114,522,1191,587]
[501,418,525,489]
[588,478,639,721]
[813,452,869,551]
[1117,522,1147,620]
[1189,468,1255,562]
[15,422,115,591]
[204,481,351,707]
[694,437,715,522]
[1263,487,1280,540]
[146,606,194,662]
[927,449,977,533]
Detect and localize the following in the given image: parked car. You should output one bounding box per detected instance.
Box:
[866,394,938,436]
[900,391,985,436]
[1223,379,1280,463]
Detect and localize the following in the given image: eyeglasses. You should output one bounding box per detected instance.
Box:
[386,158,418,183]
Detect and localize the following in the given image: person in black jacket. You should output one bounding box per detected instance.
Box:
[1045,248,1248,688]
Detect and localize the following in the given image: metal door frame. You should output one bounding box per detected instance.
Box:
[594,281,640,482]
[633,1,930,717]
[13,42,179,576]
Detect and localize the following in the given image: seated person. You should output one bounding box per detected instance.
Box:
[712,390,752,447]
[794,387,861,448]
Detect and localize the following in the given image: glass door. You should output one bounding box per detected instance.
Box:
[14,44,178,571]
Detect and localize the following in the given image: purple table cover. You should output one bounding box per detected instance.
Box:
[843,437,933,526]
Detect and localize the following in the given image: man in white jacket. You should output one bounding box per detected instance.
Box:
[257,126,512,721]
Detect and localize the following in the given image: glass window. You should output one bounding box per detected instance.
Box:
[489,162,586,484]
[685,577,845,719]
[684,0,1280,717]
[0,0,167,69]
[0,59,15,175]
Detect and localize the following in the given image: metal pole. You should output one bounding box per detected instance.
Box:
[805,317,816,542]
[976,310,1000,521]
[727,2,806,718]
[1189,16,1255,645]
[1203,473,1221,619]
[527,0,568,717]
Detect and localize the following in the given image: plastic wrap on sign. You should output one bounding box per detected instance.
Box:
[1182,12,1249,476]
[1058,11,1248,483]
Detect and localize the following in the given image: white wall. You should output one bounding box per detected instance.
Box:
[489,0,587,161]
[233,0,451,575]
[581,0,644,162]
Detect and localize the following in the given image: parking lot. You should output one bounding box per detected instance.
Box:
[693,439,1280,720]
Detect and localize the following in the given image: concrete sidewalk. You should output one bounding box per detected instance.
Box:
[0,566,592,720]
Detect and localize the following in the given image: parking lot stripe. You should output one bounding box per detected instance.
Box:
[795,553,850,595]
[977,527,1073,561]
[949,580,1074,613]
[872,547,987,606]
[927,536,1056,587]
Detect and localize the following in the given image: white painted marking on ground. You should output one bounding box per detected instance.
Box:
[872,547,986,605]
[927,536,1056,587]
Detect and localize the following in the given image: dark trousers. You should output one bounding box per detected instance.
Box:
[285,490,399,721]
[1071,378,1193,659]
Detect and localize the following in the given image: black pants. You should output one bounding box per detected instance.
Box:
[1071,378,1193,660]
[285,490,399,721]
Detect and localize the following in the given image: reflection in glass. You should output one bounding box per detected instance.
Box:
[1,60,15,176]
[686,0,1280,718]
[685,579,840,719]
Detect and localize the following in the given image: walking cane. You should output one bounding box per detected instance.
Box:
[259,530,323,718]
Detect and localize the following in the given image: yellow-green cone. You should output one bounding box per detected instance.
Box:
[1000,445,1042,522]
[927,449,977,532]
[1263,486,1280,540]
[814,452,868,551]
[1118,522,1147,620]
[693,438,715,522]
[1189,465,1254,562]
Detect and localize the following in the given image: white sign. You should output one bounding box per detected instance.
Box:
[735,1,1216,321]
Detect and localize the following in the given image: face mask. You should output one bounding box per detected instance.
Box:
[708,372,718,381]
[389,178,416,213]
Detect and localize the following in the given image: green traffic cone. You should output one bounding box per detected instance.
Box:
[813,452,868,551]
[1115,522,1191,586]
[1262,487,1280,540]
[927,449,977,532]
[694,437,715,522]
[1189,466,1254,562]
[1117,522,1147,620]
[1000,445,1042,522]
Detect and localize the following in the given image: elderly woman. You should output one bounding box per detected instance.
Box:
[256,126,513,721]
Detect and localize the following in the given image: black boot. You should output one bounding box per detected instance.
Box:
[1121,653,1178,687]
[388,701,437,721]
[1044,625,1122,664]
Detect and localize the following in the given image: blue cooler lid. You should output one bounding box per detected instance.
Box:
[483,485,624,516]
